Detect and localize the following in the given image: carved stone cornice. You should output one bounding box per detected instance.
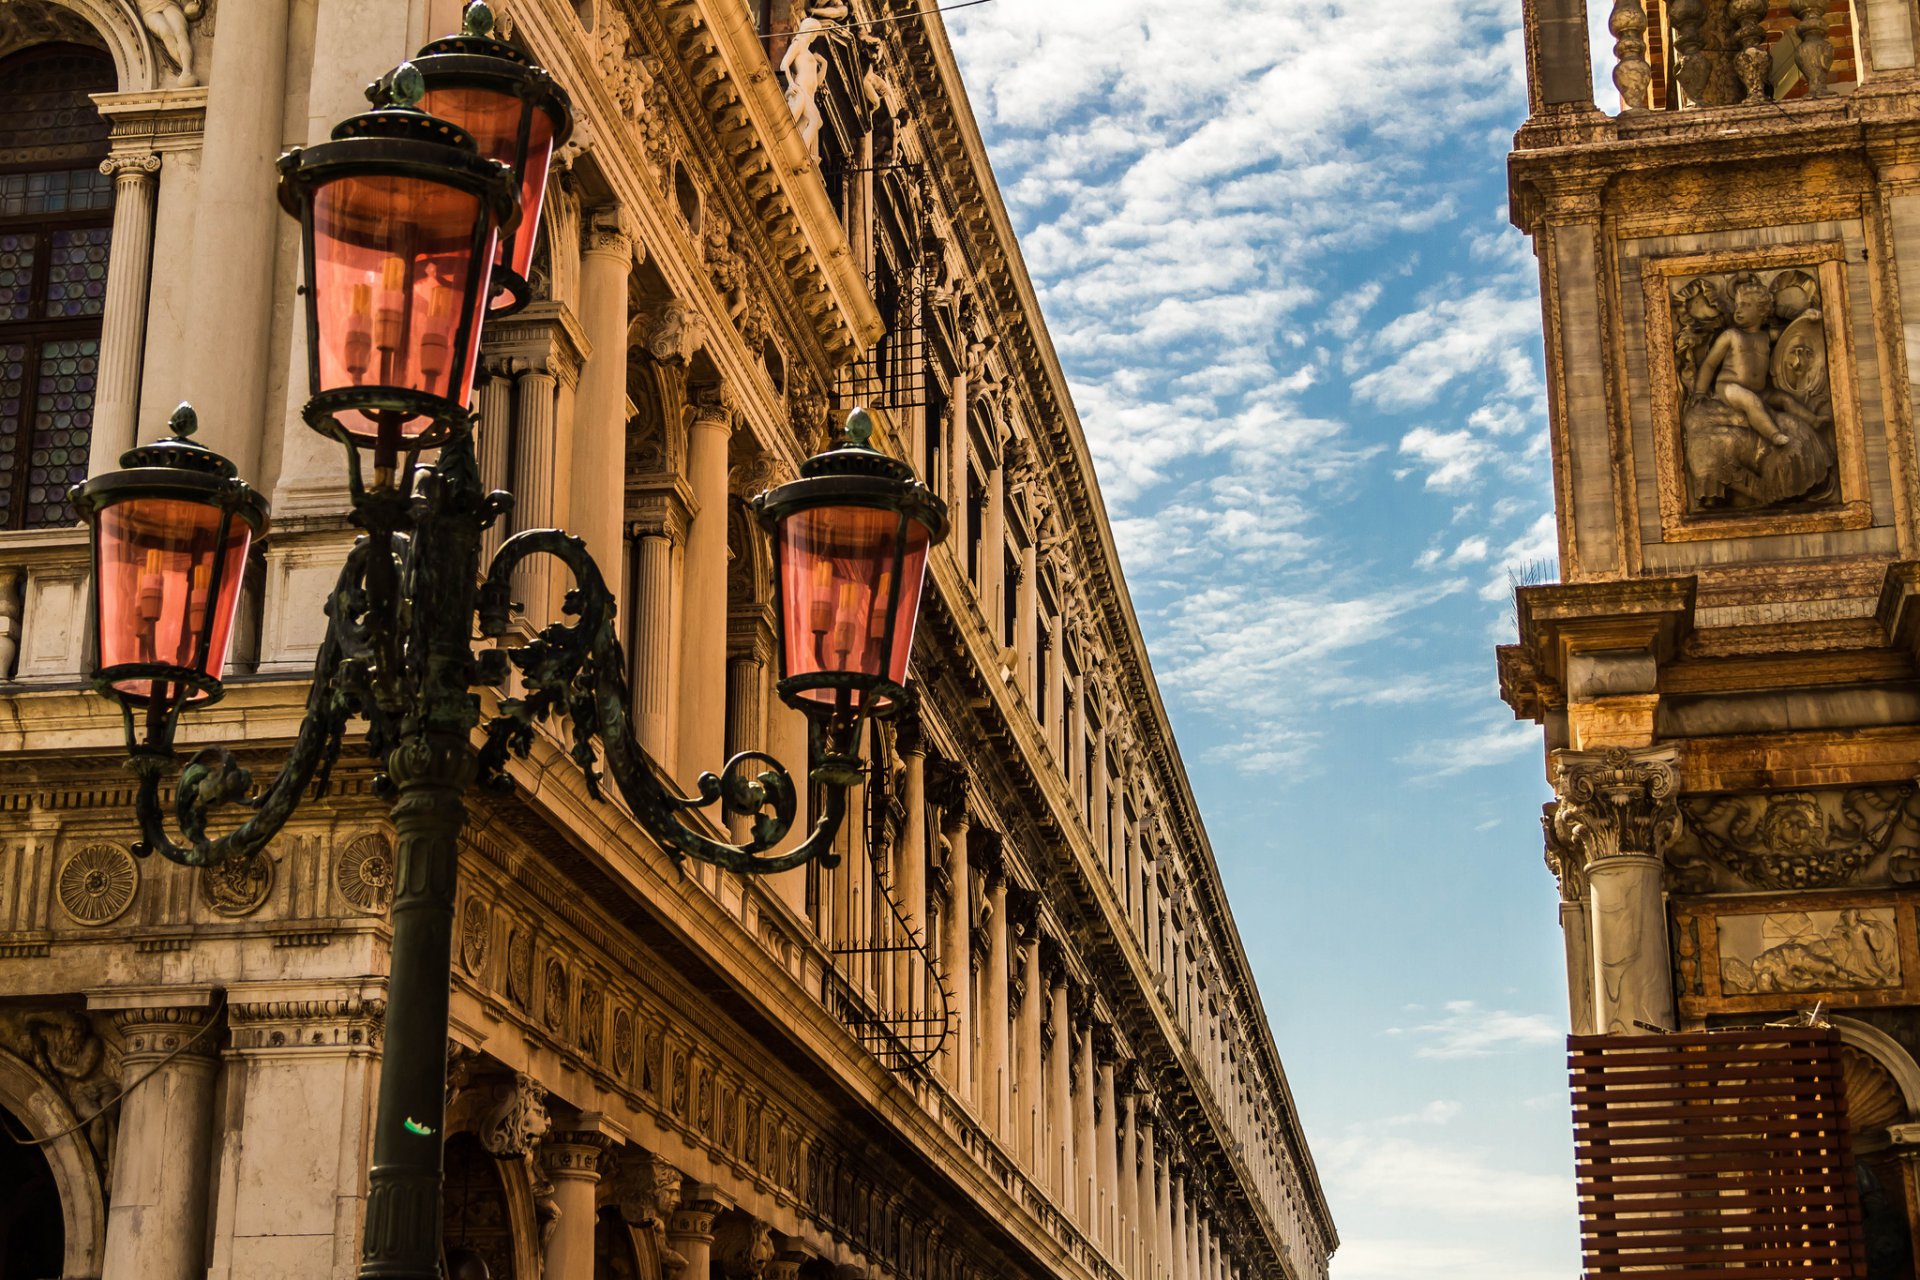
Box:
[93,86,209,155]
[1512,577,1695,702]
[480,300,592,389]
[1550,745,1682,865]
[543,1129,617,1181]
[224,983,385,1054]
[628,485,695,543]
[584,203,638,259]
[668,1183,732,1240]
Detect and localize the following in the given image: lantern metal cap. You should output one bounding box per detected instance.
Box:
[337,62,478,152]
[416,1,530,65]
[397,2,576,147]
[753,408,950,543]
[70,403,270,530]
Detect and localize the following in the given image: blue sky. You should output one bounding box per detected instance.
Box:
[945,4,1606,1277]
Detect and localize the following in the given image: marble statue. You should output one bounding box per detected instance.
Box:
[779,3,848,155]
[1671,266,1836,512]
[138,0,204,88]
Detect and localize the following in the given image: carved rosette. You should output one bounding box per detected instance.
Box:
[56,844,139,926]
[201,852,272,916]
[459,897,490,975]
[337,833,394,914]
[1550,746,1683,865]
[612,1007,635,1079]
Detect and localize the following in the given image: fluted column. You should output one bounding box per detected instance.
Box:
[511,366,561,627]
[629,495,688,771]
[574,207,636,615]
[1120,1089,1139,1271]
[939,802,973,1098]
[983,451,1006,628]
[1197,1216,1210,1280]
[98,997,217,1280]
[948,350,971,513]
[1137,1108,1157,1280]
[897,718,929,1018]
[1171,1167,1188,1280]
[1096,1045,1119,1255]
[542,1129,615,1280]
[667,1187,729,1280]
[475,363,515,569]
[1047,961,1073,1203]
[1074,1012,1096,1228]
[1016,545,1037,698]
[1158,1156,1176,1280]
[1068,665,1087,809]
[676,387,734,793]
[1015,917,1044,1172]
[982,863,1011,1138]
[1046,611,1065,757]
[1092,711,1109,854]
[1552,746,1680,1034]
[90,152,160,473]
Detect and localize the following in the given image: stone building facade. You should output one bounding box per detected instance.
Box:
[0,2,1334,1278]
[1504,0,1920,1263]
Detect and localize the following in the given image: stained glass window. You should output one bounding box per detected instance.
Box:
[0,43,115,531]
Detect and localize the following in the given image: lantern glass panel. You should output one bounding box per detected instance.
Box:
[778,504,931,707]
[310,172,495,438]
[95,496,251,698]
[418,85,555,289]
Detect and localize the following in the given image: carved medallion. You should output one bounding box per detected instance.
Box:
[200,852,272,916]
[543,958,568,1033]
[459,897,490,975]
[56,844,137,925]
[337,833,394,913]
[507,928,533,1007]
[612,1008,634,1078]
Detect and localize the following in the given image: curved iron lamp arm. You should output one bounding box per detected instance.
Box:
[125,540,378,867]
[478,529,848,874]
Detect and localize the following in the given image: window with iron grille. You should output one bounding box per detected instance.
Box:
[0,43,115,532]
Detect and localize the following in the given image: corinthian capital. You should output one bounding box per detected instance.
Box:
[1550,745,1681,864]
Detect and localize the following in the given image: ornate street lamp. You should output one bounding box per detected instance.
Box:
[71,21,947,1278]
[404,0,573,318]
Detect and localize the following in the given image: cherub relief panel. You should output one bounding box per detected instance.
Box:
[1671,267,1835,511]
[1645,244,1868,540]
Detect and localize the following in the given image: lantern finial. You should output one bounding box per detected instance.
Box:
[167,402,198,438]
[388,60,426,108]
[464,1,496,37]
[843,406,876,449]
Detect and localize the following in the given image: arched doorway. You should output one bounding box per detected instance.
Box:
[0,1101,65,1280]
[443,1133,517,1279]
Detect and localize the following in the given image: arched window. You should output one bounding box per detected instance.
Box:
[0,43,115,530]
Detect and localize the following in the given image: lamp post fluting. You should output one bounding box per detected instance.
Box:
[69,7,947,1278]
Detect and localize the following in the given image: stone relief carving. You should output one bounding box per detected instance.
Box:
[1668,786,1920,894]
[507,926,534,1007]
[459,897,490,975]
[704,217,750,327]
[543,957,568,1033]
[631,300,706,364]
[1718,908,1901,995]
[136,0,206,87]
[714,1209,776,1277]
[612,1007,635,1078]
[0,1009,120,1182]
[1550,746,1682,864]
[200,850,271,916]
[56,843,138,925]
[336,832,394,913]
[578,978,603,1059]
[477,1072,551,1158]
[778,4,848,154]
[1671,267,1836,512]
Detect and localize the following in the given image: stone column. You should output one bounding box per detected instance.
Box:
[1074,1011,1097,1228]
[1158,1156,1175,1280]
[1551,746,1680,1035]
[936,781,973,1097]
[90,152,160,474]
[1197,1215,1210,1280]
[1119,1089,1139,1271]
[96,992,218,1280]
[948,352,971,514]
[1092,711,1110,854]
[206,984,383,1278]
[1170,1166,1187,1280]
[1016,544,1037,698]
[574,207,636,614]
[1068,663,1087,810]
[1046,611,1066,757]
[182,0,288,475]
[1137,1107,1157,1280]
[542,1126,618,1280]
[512,365,562,627]
[1546,809,1598,1036]
[724,633,768,843]
[1014,904,1044,1172]
[475,362,515,570]
[982,861,1011,1138]
[666,1186,731,1280]
[629,494,689,771]
[676,387,734,793]
[983,451,1006,630]
[1095,1044,1119,1255]
[1046,956,1072,1203]
[897,716,930,1016]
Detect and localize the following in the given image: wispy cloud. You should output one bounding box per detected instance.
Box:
[1386,1000,1563,1059]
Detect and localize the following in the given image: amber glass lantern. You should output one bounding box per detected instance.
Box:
[409,0,573,317]
[70,404,269,749]
[753,409,948,722]
[276,63,518,467]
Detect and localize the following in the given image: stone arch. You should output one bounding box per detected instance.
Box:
[0,1046,106,1278]
[0,0,160,91]
[1833,1015,1920,1119]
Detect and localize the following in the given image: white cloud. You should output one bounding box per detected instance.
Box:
[1386,1000,1563,1059]
[1399,427,1497,492]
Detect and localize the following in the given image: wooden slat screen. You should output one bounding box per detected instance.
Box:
[1570,1027,1867,1278]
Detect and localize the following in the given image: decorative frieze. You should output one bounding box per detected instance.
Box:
[1667,785,1920,894]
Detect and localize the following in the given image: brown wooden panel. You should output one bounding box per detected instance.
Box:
[1569,1028,1868,1278]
